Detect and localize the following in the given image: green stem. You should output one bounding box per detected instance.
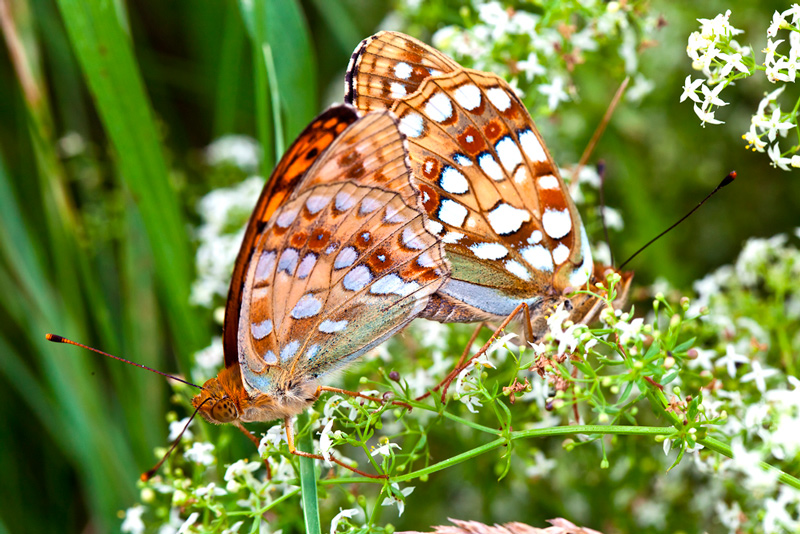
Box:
[296,412,321,534]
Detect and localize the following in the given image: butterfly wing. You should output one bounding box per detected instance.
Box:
[232,112,449,394]
[347,33,594,322]
[223,105,359,368]
[345,31,460,113]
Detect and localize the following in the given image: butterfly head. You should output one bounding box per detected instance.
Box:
[192,365,245,424]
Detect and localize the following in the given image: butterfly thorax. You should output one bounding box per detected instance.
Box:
[192,364,319,424]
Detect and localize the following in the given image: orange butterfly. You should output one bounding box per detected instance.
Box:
[189,107,448,475]
[346,32,631,343]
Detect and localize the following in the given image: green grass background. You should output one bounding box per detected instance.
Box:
[0,0,797,532]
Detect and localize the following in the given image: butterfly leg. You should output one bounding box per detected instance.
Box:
[283,416,387,479]
[433,302,531,404]
[317,385,412,412]
[233,421,273,479]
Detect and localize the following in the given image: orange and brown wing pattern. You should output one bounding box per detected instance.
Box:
[393,70,592,296]
[237,181,447,394]
[345,31,460,113]
[223,105,359,368]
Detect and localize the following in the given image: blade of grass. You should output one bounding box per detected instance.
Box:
[55,0,204,367]
[239,0,318,142]
[296,411,321,534]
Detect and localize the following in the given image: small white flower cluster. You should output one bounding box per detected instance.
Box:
[414,0,657,111]
[682,7,800,169]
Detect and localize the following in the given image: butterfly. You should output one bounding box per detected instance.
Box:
[345,31,632,341]
[191,106,449,475]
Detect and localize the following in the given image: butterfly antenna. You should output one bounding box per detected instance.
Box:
[619,171,737,271]
[569,76,630,194]
[45,333,203,390]
[596,161,614,267]
[140,399,210,481]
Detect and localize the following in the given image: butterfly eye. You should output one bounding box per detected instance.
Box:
[210,397,238,423]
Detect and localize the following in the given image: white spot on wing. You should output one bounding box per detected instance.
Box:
[394,61,412,80]
[542,208,572,239]
[343,264,372,291]
[469,242,509,260]
[552,243,570,265]
[528,230,543,244]
[319,320,348,333]
[251,319,273,340]
[305,195,330,214]
[305,344,320,361]
[402,227,426,250]
[335,191,355,211]
[505,260,531,281]
[538,174,559,190]
[280,340,300,362]
[426,220,444,234]
[519,129,547,162]
[440,166,469,194]
[522,245,553,272]
[370,274,403,295]
[276,208,299,228]
[495,136,523,172]
[291,294,322,319]
[417,252,437,267]
[399,112,424,138]
[453,83,482,110]
[438,199,468,227]
[263,350,277,365]
[383,204,407,224]
[390,82,407,99]
[277,249,299,275]
[334,247,358,269]
[478,153,504,181]
[453,153,473,166]
[486,87,511,111]
[255,251,276,282]
[487,203,530,235]
[514,166,527,184]
[360,197,381,214]
[425,92,453,122]
[442,231,464,243]
[296,253,317,279]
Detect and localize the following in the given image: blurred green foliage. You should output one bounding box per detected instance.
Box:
[0,0,797,533]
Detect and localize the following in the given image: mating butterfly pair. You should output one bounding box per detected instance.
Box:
[192,32,630,467]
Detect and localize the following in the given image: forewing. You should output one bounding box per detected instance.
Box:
[345,31,460,112]
[237,182,448,390]
[223,105,359,367]
[392,69,593,309]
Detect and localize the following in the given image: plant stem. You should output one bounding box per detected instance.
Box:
[296,412,321,534]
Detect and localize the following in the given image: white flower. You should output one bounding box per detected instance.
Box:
[205,135,261,171]
[626,74,654,103]
[768,11,786,38]
[730,438,779,491]
[717,344,749,377]
[740,361,780,393]
[258,424,286,455]
[697,10,743,39]
[318,419,335,462]
[687,348,716,371]
[615,317,644,345]
[193,338,223,376]
[693,103,724,126]
[525,450,556,478]
[717,52,750,77]
[756,108,794,142]
[767,143,793,170]
[168,417,194,442]
[381,483,415,516]
[224,459,261,492]
[330,508,360,534]
[715,500,742,534]
[184,441,215,466]
[538,76,570,111]
[517,51,546,81]
[743,124,767,152]
[763,39,784,70]
[121,505,146,534]
[680,75,705,103]
[176,512,199,534]
[371,440,401,458]
[195,482,226,500]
